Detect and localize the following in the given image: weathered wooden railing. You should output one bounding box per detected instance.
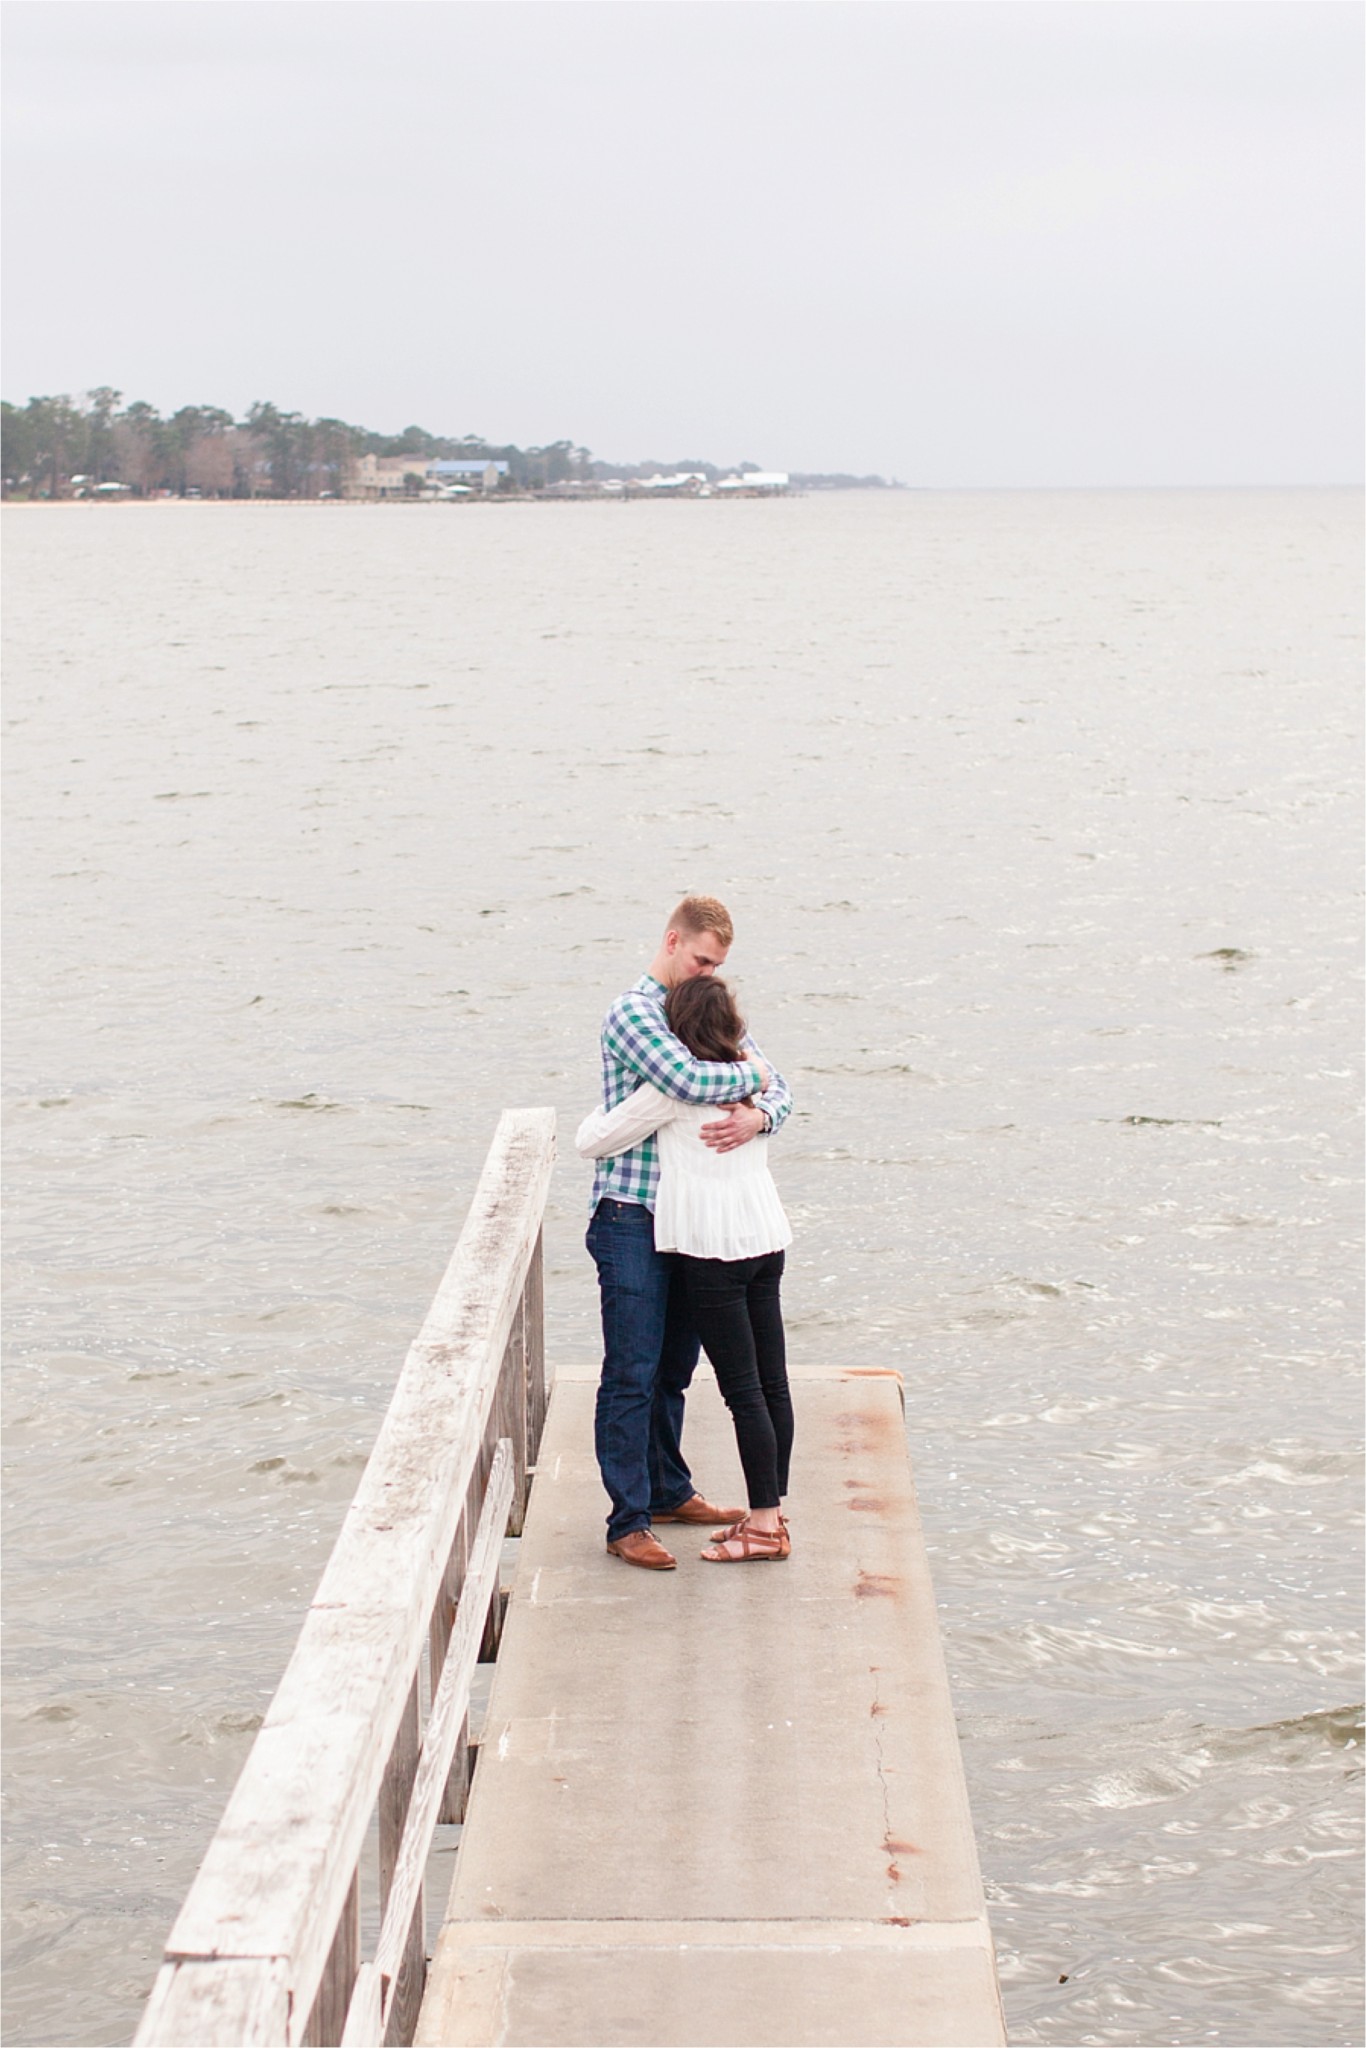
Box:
[135,1109,555,2048]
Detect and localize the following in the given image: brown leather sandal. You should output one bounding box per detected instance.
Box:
[700,1523,789,1563]
[710,1513,790,1556]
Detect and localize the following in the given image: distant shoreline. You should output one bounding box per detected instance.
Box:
[3,482,1355,504]
[1,486,867,508]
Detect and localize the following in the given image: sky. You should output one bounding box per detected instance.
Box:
[3,0,1361,486]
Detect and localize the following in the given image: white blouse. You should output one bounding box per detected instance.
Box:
[576,1086,792,1262]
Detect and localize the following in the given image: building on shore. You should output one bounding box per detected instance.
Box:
[345,455,509,501]
[346,454,429,500]
[716,470,789,495]
[616,469,791,499]
[425,459,509,495]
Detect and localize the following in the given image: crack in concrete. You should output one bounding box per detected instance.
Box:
[869,1665,899,1914]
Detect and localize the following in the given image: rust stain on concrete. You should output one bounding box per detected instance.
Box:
[854,1569,900,1600]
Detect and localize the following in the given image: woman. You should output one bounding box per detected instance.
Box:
[576,976,793,1563]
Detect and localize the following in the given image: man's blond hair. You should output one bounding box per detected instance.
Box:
[667,894,734,949]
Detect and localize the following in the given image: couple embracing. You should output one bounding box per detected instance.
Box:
[575,895,794,1569]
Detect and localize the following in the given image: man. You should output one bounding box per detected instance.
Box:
[585,895,793,1569]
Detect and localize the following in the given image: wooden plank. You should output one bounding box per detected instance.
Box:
[379,1679,424,2047]
[164,1708,377,1964]
[133,1960,291,2048]
[143,1111,554,2047]
[302,1867,359,2046]
[339,1963,382,2048]
[433,1494,472,1825]
[477,1413,509,1665]
[374,1445,514,2016]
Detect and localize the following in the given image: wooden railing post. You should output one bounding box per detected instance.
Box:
[503,1293,530,1538]
[431,1507,471,1826]
[379,1679,425,2045]
[524,1227,547,1464]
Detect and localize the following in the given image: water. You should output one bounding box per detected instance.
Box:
[3,491,1361,2047]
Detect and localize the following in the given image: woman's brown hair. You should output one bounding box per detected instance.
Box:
[665,976,747,1063]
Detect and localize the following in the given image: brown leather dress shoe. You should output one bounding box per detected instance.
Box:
[606,1529,677,1570]
[650,1493,745,1526]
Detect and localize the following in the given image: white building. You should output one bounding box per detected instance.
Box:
[717,471,789,493]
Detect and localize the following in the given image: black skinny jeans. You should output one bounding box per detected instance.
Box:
[681,1249,792,1511]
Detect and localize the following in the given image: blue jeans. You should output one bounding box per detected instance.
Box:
[586,1198,701,1542]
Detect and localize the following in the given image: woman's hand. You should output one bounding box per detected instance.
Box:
[749,1054,770,1090]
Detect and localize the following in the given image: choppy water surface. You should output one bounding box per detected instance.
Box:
[3,492,1361,2046]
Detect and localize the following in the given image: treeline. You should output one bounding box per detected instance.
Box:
[1,388,895,500]
[0,389,597,499]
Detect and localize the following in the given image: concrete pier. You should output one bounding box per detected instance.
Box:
[417,1366,1005,2048]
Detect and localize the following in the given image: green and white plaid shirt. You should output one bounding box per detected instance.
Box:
[591,975,793,1211]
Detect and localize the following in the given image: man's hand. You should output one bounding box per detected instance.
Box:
[700,1102,766,1152]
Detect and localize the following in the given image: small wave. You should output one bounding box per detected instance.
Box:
[1003,1276,1098,1298]
[801,1062,943,1081]
[1209,1446,1359,1487]
[1114,1114,1224,1127]
[1245,1704,1364,1751]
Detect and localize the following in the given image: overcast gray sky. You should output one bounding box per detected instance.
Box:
[3,1,1361,484]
